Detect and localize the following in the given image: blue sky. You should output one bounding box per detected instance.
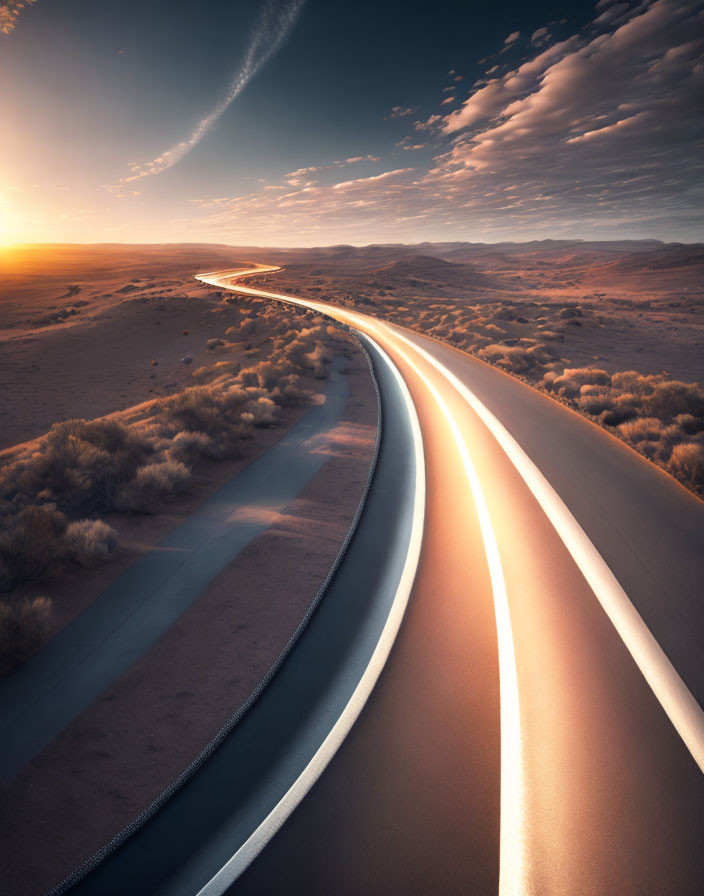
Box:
[1,0,702,244]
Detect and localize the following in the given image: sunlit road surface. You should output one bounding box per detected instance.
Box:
[198,268,704,895]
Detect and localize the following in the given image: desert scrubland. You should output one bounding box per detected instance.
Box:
[0,244,365,674]
[261,239,704,497]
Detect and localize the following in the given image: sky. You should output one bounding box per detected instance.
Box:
[1,0,703,246]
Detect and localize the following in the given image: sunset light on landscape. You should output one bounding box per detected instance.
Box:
[1,2,703,895]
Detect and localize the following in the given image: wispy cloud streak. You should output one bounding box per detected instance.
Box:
[121,0,305,184]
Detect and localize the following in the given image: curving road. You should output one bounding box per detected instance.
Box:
[196,267,704,896]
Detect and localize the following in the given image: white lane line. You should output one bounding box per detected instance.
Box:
[376,339,529,896]
[196,336,426,895]
[390,327,704,775]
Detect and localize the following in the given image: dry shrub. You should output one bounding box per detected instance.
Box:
[64,519,118,567]
[0,597,52,674]
[611,370,657,394]
[669,443,704,489]
[7,418,153,517]
[545,368,611,399]
[0,505,67,591]
[479,343,550,375]
[675,414,703,435]
[116,460,191,512]
[168,431,214,464]
[578,392,613,416]
[641,381,704,422]
[206,338,226,351]
[601,395,638,426]
[156,383,276,458]
[618,417,665,442]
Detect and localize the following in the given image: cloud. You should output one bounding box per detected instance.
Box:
[594,2,630,27]
[531,26,549,45]
[104,185,142,199]
[414,114,443,131]
[332,169,414,192]
[504,31,521,45]
[284,155,379,181]
[386,105,418,119]
[118,0,305,184]
[182,0,704,244]
[430,0,704,231]
[442,36,582,132]
[0,0,37,35]
[566,110,652,143]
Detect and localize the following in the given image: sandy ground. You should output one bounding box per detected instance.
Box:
[0,243,246,331]
[0,348,377,896]
[0,276,258,450]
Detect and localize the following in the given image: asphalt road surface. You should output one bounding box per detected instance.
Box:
[197,268,704,896]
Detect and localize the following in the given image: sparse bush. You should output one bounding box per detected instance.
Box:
[618,417,665,442]
[578,393,613,416]
[545,367,611,399]
[0,597,52,674]
[7,418,153,516]
[116,460,191,512]
[602,395,637,426]
[669,443,704,489]
[0,505,67,591]
[478,343,550,376]
[642,381,704,422]
[64,519,118,567]
[168,430,214,464]
[675,414,703,435]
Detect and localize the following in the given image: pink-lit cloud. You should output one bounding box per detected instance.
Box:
[0,0,37,35]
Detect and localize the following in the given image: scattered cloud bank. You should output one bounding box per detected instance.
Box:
[118,0,305,185]
[0,0,37,35]
[184,0,704,242]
